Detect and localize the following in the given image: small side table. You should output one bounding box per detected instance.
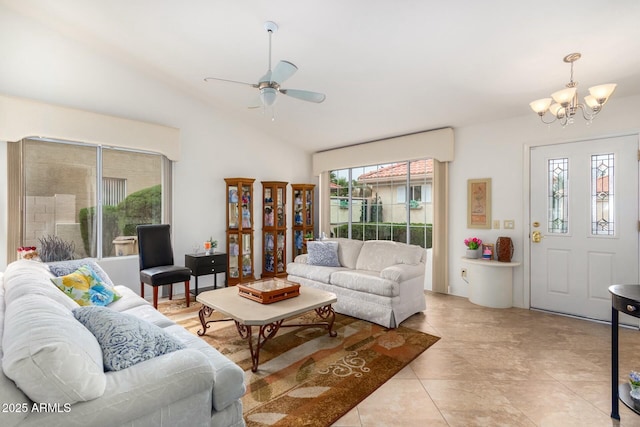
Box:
[609,284,640,420]
[460,258,520,308]
[185,252,228,296]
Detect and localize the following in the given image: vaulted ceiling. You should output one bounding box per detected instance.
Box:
[3,0,640,152]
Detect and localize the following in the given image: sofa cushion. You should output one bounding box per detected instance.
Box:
[4,259,79,310]
[329,238,364,269]
[329,270,400,297]
[73,306,185,372]
[307,241,340,267]
[355,240,423,272]
[2,294,106,404]
[287,261,344,283]
[51,264,122,306]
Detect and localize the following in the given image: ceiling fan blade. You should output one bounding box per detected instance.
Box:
[258,70,272,83]
[279,88,326,103]
[271,60,298,84]
[204,77,258,87]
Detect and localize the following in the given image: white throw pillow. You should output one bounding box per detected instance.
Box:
[329,238,364,269]
[2,294,106,404]
[307,241,341,267]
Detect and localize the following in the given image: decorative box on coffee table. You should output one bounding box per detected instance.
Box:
[238,279,300,304]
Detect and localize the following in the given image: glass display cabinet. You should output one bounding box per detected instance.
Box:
[291,183,315,258]
[225,177,255,285]
[261,181,287,278]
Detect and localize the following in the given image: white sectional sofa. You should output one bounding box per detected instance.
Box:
[286,238,427,328]
[0,259,246,427]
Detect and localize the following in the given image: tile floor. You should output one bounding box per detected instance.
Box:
[332,291,640,427]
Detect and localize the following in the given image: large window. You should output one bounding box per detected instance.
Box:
[329,159,433,248]
[21,138,165,259]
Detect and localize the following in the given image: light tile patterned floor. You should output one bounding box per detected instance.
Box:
[332,291,640,427]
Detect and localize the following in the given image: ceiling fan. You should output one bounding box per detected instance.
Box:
[204,21,326,108]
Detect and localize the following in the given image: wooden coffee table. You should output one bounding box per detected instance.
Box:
[196,284,338,372]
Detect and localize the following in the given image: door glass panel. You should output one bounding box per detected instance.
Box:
[548,158,569,234]
[591,153,615,236]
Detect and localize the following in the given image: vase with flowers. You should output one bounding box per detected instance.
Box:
[464,237,482,259]
[630,371,640,402]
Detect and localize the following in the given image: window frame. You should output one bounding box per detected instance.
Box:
[11,137,169,261]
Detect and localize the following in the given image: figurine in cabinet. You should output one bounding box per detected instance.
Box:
[265,233,274,250]
[242,205,251,228]
[242,254,252,275]
[265,253,274,272]
[277,206,284,227]
[242,191,250,204]
[294,211,303,225]
[295,230,304,249]
[229,235,239,256]
[265,206,274,227]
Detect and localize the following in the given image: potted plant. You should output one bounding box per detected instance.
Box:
[464,237,482,259]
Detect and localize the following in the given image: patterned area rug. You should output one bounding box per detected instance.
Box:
[159,298,439,427]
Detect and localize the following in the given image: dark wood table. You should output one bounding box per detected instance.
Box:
[185,252,228,295]
[609,284,640,420]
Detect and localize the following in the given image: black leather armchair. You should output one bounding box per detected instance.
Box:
[137,224,191,309]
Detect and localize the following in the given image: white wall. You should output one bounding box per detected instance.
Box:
[2,5,639,307]
[0,6,314,294]
[449,94,640,307]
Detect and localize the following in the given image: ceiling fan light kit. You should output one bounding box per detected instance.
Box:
[204,20,326,113]
[529,52,616,127]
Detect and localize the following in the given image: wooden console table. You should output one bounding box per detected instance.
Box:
[609,284,640,420]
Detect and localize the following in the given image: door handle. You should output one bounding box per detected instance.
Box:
[532,230,544,243]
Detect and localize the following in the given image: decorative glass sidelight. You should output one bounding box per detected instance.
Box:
[548,158,569,233]
[591,153,615,235]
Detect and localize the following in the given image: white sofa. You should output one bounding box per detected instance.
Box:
[286,239,427,328]
[0,259,246,427]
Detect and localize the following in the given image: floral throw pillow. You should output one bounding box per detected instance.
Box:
[51,265,122,306]
[73,306,185,371]
[307,241,341,267]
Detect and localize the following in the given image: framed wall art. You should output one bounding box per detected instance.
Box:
[467,178,491,229]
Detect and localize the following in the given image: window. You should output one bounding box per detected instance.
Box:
[20,138,166,259]
[329,159,433,248]
[591,153,615,236]
[548,158,569,234]
[103,177,127,206]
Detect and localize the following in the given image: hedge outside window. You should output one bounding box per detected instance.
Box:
[21,138,165,259]
[329,159,433,248]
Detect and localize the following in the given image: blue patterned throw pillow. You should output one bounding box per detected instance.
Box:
[73,306,185,371]
[307,241,341,267]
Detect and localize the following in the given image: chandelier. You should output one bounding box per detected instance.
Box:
[529,53,616,126]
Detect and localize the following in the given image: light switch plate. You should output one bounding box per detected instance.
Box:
[504,220,515,229]
[493,220,500,229]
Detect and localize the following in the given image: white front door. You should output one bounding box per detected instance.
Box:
[530,135,639,322]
